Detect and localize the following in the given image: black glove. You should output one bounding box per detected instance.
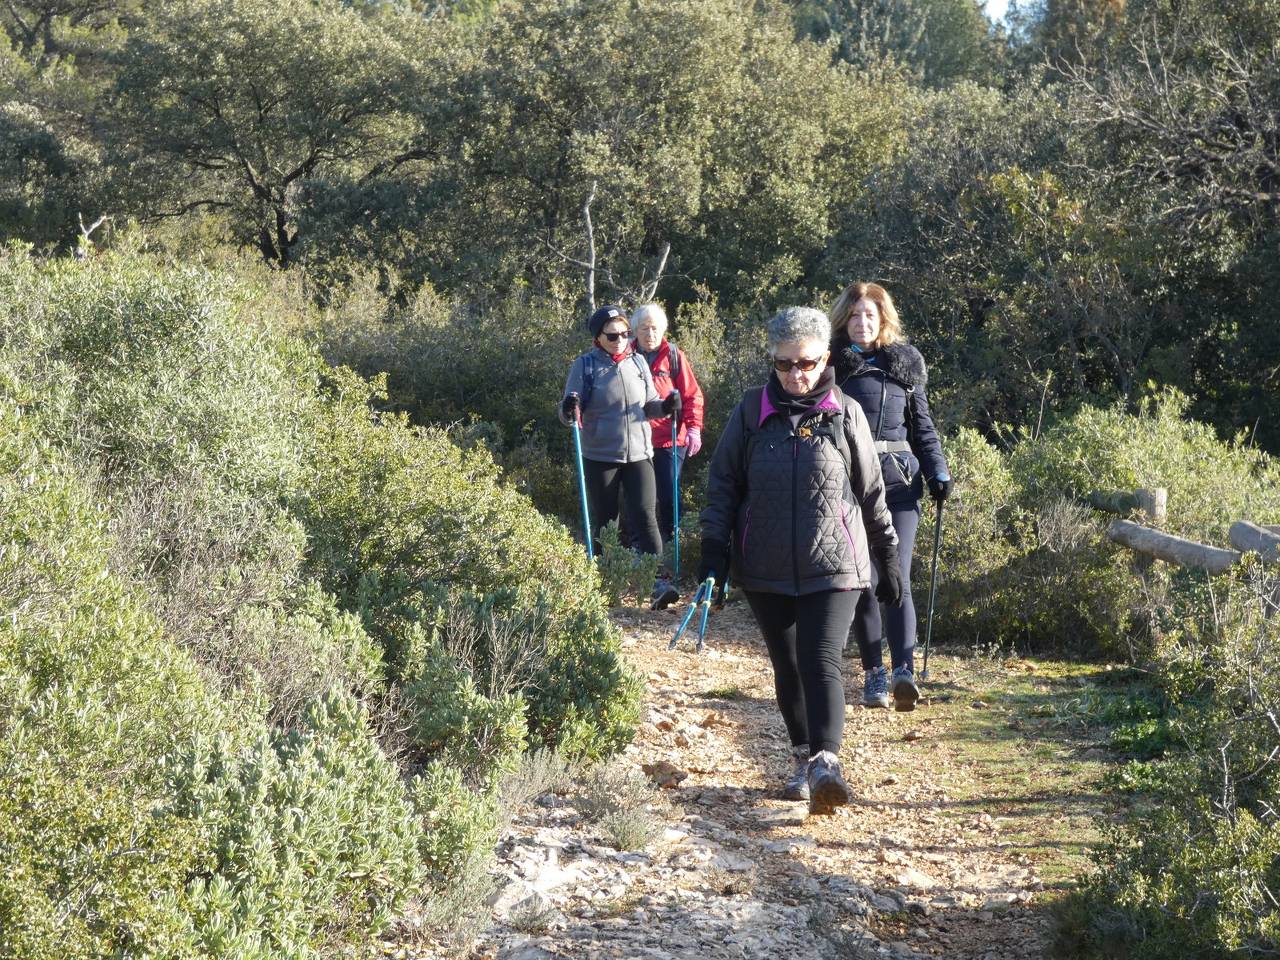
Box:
[927,474,953,503]
[662,390,682,417]
[698,539,730,588]
[874,546,903,607]
[561,393,580,421]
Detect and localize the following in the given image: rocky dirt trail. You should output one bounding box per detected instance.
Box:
[462,599,1114,960]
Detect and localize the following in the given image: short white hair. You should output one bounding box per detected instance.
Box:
[632,303,669,330]
[767,306,829,354]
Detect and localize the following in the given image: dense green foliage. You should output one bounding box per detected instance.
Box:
[934,391,1280,660]
[4,0,1280,955]
[0,249,640,955]
[1071,565,1280,957]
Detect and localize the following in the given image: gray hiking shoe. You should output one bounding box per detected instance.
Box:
[650,577,679,611]
[807,750,852,815]
[783,744,810,801]
[892,666,920,712]
[862,666,890,708]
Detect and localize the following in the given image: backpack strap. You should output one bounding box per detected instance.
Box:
[829,397,856,499]
[580,353,596,409]
[667,340,680,383]
[738,386,764,481]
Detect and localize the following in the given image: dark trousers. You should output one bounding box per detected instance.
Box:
[651,445,687,548]
[583,458,662,557]
[745,589,859,755]
[852,502,921,672]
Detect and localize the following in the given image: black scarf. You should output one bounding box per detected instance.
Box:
[765,366,836,416]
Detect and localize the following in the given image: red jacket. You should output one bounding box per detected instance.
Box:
[643,340,704,448]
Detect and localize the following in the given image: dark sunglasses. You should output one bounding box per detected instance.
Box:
[772,355,826,373]
[601,330,633,343]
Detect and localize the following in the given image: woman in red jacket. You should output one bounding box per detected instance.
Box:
[632,303,706,552]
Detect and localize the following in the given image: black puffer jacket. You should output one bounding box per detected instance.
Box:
[833,341,948,507]
[700,385,897,596]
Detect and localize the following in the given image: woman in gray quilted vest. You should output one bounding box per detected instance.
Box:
[699,307,901,814]
[560,304,681,608]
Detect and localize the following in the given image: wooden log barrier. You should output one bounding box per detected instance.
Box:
[1228,522,1280,564]
[1107,520,1241,575]
[1088,487,1168,521]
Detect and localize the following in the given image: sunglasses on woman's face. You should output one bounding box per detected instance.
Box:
[601,330,633,343]
[773,355,825,373]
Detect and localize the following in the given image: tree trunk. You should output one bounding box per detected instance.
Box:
[1106,520,1241,575]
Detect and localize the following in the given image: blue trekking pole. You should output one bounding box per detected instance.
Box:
[568,393,593,562]
[669,575,716,652]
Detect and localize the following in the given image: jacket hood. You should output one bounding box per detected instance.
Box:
[834,340,927,388]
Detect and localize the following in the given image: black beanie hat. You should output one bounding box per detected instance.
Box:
[587,304,627,338]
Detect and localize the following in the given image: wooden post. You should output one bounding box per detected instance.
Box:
[1107,520,1241,575]
[1228,522,1280,564]
[1135,488,1168,522]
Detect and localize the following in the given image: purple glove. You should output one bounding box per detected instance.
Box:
[685,428,702,457]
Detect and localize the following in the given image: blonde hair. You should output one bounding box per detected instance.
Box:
[829,281,904,348]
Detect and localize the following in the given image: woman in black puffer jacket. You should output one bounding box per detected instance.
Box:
[831,282,951,715]
[700,306,899,814]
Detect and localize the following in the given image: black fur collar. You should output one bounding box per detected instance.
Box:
[834,341,928,388]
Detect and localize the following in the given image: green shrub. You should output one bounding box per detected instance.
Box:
[572,760,661,851]
[299,369,641,758]
[0,247,312,496]
[596,520,660,607]
[411,762,501,886]
[1009,388,1280,542]
[936,396,1280,659]
[172,692,424,959]
[401,628,529,779]
[931,426,1022,647]
[0,399,233,958]
[1080,565,1280,957]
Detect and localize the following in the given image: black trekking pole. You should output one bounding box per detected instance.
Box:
[920,499,944,681]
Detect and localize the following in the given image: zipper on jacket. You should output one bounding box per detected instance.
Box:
[875,372,887,441]
[791,430,800,593]
[620,359,632,462]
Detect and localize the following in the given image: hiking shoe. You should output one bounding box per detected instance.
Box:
[862,666,890,708]
[807,750,852,815]
[783,744,810,801]
[892,666,920,712]
[650,578,679,611]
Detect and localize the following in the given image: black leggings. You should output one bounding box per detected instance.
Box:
[583,458,662,556]
[853,502,920,672]
[745,589,859,755]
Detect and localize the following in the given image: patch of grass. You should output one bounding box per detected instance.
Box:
[571,759,662,850]
[598,807,660,851]
[588,888,646,920]
[499,747,576,816]
[508,896,560,934]
[908,650,1152,890]
[699,684,751,701]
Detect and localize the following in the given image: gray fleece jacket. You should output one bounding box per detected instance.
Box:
[560,347,666,463]
[700,385,897,595]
